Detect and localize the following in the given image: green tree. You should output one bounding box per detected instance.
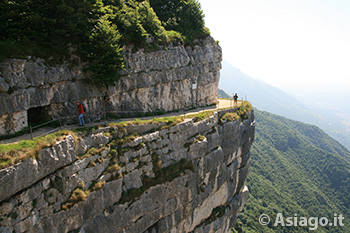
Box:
[114,1,149,46]
[87,16,124,84]
[137,1,166,43]
[150,0,209,41]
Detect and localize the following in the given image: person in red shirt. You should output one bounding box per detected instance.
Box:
[76,101,85,126]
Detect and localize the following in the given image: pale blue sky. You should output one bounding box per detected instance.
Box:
[199,0,350,94]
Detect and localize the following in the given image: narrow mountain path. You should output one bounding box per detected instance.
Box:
[0,99,240,145]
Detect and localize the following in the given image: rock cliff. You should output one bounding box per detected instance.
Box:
[0,37,221,135]
[0,108,255,233]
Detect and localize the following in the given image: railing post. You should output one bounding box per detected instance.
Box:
[29,126,33,140]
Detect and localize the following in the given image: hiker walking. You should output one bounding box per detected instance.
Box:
[76,101,85,126]
[233,93,238,106]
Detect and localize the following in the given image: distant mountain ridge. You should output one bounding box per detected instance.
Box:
[217,89,231,99]
[219,61,324,125]
[219,60,350,150]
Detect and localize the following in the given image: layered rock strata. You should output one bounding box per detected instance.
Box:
[0,108,254,233]
[0,37,221,135]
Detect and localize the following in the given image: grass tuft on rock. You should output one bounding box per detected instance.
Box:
[61,183,90,210]
[89,180,106,192]
[0,130,76,169]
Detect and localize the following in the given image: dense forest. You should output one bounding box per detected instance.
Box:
[233,109,350,232]
[0,0,209,83]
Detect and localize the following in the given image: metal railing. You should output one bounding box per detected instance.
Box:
[28,118,63,140]
[25,107,209,140]
[27,115,79,140]
[25,110,149,141]
[4,99,240,142]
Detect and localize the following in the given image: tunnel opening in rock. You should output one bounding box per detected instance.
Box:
[27,105,51,125]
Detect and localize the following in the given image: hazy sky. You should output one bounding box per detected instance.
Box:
[199,0,350,94]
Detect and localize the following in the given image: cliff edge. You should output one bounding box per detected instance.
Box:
[0,107,255,233]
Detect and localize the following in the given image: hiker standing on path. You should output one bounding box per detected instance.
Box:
[233,93,238,106]
[76,101,85,126]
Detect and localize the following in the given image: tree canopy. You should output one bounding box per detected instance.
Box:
[149,0,208,41]
[0,0,209,84]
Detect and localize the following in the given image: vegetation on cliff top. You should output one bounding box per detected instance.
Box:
[0,0,209,84]
[0,130,77,169]
[220,101,252,123]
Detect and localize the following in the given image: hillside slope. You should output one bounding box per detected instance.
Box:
[236,109,350,232]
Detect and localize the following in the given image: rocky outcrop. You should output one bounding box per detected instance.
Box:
[0,37,221,135]
[0,108,255,233]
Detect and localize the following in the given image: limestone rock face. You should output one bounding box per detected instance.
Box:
[0,108,255,233]
[0,36,221,135]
